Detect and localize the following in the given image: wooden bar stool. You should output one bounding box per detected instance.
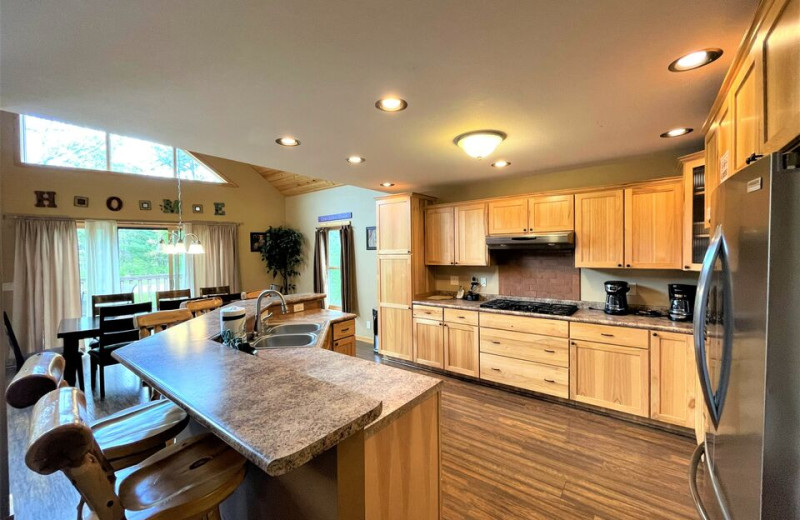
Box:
[181,297,223,317]
[26,387,247,520]
[200,285,230,297]
[8,352,191,470]
[135,309,193,338]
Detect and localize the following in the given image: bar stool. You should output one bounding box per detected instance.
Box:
[181,297,223,317]
[7,352,190,470]
[26,387,247,520]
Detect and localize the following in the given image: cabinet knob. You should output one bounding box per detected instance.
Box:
[626,264,631,268]
[684,265,690,269]
[523,228,527,232]
[745,153,764,165]
[617,263,623,267]
[652,332,658,337]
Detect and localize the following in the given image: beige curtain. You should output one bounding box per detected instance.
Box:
[339,225,357,313]
[12,218,82,355]
[191,223,240,294]
[313,228,327,296]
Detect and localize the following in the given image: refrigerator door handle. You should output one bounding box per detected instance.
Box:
[689,443,711,520]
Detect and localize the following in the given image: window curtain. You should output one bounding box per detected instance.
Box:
[190,223,240,294]
[84,220,120,314]
[12,218,82,355]
[339,225,357,313]
[313,228,328,298]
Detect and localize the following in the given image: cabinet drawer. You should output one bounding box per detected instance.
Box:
[480,328,569,368]
[332,319,356,341]
[332,335,356,356]
[480,353,568,398]
[480,312,568,338]
[413,305,444,320]
[570,322,648,348]
[443,308,479,326]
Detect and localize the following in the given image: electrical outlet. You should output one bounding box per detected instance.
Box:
[479,277,487,287]
[450,276,459,285]
[628,283,638,296]
[365,321,371,330]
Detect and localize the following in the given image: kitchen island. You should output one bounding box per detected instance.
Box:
[114,293,442,519]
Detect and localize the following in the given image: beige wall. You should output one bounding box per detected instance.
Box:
[285,185,384,339]
[581,268,698,306]
[0,111,285,307]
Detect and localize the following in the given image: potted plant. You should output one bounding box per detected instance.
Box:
[260,226,303,294]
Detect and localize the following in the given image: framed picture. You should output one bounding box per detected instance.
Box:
[366,226,377,250]
[139,200,152,211]
[73,196,89,208]
[250,232,266,252]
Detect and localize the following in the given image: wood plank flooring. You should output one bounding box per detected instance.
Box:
[7,343,698,520]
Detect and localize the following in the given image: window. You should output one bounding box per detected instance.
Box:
[19,114,226,183]
[326,229,343,310]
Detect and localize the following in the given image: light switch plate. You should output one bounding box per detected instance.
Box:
[628,283,638,296]
[365,321,371,330]
[480,277,487,287]
[450,276,459,285]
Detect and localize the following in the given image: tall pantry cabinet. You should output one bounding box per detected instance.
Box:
[377,193,435,360]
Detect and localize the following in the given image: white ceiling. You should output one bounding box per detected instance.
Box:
[1,0,756,193]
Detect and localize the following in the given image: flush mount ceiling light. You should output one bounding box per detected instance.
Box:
[454,130,507,159]
[346,156,365,164]
[375,97,408,112]
[491,160,511,168]
[660,127,693,138]
[380,182,395,187]
[275,136,300,147]
[668,48,723,72]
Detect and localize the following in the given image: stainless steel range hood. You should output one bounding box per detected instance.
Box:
[486,231,575,250]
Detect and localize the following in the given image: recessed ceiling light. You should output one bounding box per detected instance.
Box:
[668,49,723,72]
[660,127,693,138]
[375,97,408,112]
[346,156,365,164]
[491,160,511,168]
[380,182,395,187]
[276,137,300,147]
[454,130,507,159]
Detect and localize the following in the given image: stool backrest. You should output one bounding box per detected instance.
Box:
[99,302,152,348]
[241,290,263,300]
[135,309,193,338]
[26,387,124,520]
[156,289,191,310]
[181,297,223,317]
[5,352,65,409]
[200,285,230,296]
[91,292,135,317]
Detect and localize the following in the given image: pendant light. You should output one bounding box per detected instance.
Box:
[158,171,204,255]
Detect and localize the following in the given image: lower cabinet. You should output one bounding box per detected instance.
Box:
[329,319,357,356]
[650,331,697,427]
[480,352,569,398]
[443,321,479,377]
[379,306,413,361]
[569,339,650,417]
[413,318,445,369]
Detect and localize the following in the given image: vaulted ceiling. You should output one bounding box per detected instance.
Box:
[1,1,755,193]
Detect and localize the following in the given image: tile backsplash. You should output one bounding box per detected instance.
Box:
[495,251,580,300]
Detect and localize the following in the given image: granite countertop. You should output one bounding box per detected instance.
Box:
[114,293,442,476]
[412,295,693,334]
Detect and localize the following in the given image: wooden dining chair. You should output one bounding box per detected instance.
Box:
[91,292,135,317]
[156,289,191,311]
[135,309,193,338]
[90,301,152,400]
[200,285,230,296]
[26,387,246,520]
[181,297,223,317]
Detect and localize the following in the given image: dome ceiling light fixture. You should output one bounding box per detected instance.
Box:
[275,136,301,147]
[660,127,693,138]
[375,97,408,112]
[454,130,507,159]
[668,48,723,72]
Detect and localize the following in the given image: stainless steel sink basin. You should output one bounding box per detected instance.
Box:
[252,333,317,349]
[264,323,321,335]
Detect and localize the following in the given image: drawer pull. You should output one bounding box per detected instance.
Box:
[340,328,350,333]
[600,333,614,337]
[457,315,466,319]
[544,378,555,383]
[491,367,501,372]
[491,340,501,344]
[544,349,556,353]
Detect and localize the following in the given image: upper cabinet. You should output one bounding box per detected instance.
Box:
[624,180,683,269]
[731,52,760,173]
[377,197,411,254]
[574,190,625,268]
[681,152,709,271]
[424,203,488,266]
[487,197,528,235]
[528,194,574,232]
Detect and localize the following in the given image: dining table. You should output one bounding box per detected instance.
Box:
[56,316,99,387]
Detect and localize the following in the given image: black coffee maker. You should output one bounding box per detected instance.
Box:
[604,281,630,315]
[668,284,697,322]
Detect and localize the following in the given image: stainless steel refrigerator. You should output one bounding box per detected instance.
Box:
[689,149,800,519]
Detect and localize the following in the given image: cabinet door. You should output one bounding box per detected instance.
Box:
[378,255,412,306]
[487,197,528,235]
[529,194,574,232]
[574,190,624,268]
[377,198,411,254]
[570,340,650,417]
[444,321,479,377]
[718,102,733,183]
[650,332,697,427]
[760,0,800,153]
[332,335,356,357]
[732,53,760,173]
[424,207,455,265]
[624,181,683,269]
[413,318,444,369]
[455,203,488,266]
[704,128,719,229]
[379,306,412,360]
[682,155,706,271]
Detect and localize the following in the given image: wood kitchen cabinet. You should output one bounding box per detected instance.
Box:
[681,152,708,271]
[574,189,624,268]
[380,307,413,360]
[487,197,529,235]
[624,179,683,269]
[413,318,445,369]
[412,306,479,376]
[528,194,574,232]
[424,206,455,265]
[443,320,479,378]
[731,52,760,174]
[377,197,411,254]
[650,331,697,428]
[424,203,487,266]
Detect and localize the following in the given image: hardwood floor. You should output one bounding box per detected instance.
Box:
[7,344,698,520]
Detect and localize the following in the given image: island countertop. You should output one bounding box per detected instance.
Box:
[113,293,442,477]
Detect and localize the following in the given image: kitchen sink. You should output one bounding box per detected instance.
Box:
[251,333,317,349]
[264,323,321,335]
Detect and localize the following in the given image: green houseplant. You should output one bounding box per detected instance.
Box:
[260,226,303,294]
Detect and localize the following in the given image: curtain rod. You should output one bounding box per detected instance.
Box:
[3,214,242,225]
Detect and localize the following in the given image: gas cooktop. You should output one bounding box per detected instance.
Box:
[479,299,579,316]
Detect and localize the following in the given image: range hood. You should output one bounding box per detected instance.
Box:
[486,231,575,250]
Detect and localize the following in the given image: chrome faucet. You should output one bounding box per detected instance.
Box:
[255,289,289,336]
